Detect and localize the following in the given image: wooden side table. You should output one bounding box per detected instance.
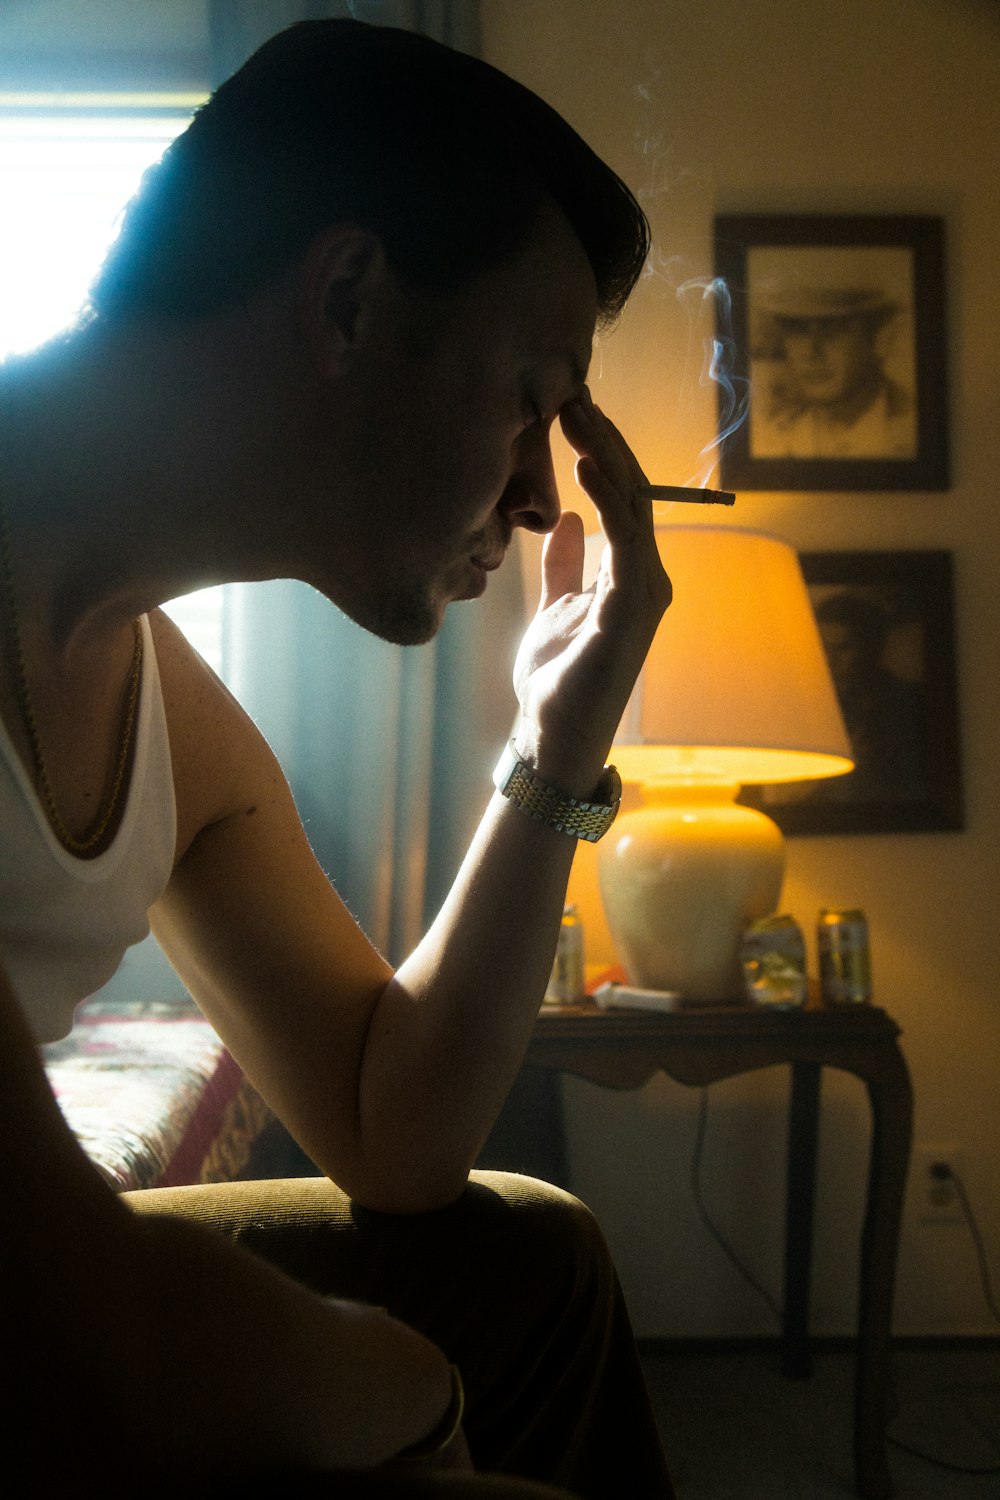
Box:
[526,1000,913,1500]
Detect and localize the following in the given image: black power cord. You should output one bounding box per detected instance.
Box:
[690,1090,1000,1477]
[948,1164,1000,1325]
[887,1435,1000,1478]
[886,1161,1000,1476]
[689,1085,782,1326]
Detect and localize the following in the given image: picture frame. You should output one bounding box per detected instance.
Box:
[739,550,964,835]
[713,214,949,491]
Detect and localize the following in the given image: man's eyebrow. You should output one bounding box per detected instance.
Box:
[530,348,590,408]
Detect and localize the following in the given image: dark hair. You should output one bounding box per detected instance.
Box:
[89,19,649,326]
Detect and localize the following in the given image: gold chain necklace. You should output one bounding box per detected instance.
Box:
[0,491,143,857]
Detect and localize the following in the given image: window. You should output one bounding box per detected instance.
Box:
[0,96,224,671]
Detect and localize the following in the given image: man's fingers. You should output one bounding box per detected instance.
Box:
[559,391,649,545]
[539,510,585,610]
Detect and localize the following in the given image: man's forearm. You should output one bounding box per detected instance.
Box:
[355,422,669,1210]
[358,782,582,1210]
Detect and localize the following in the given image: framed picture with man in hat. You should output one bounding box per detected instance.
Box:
[713,215,949,491]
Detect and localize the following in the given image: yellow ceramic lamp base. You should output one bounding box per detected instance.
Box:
[598,782,784,1003]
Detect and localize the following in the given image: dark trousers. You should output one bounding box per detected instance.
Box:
[124,1171,675,1499]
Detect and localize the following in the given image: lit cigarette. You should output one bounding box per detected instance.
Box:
[639,485,736,506]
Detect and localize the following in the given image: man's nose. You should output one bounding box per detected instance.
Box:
[498,442,562,535]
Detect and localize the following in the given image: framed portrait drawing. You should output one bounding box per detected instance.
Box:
[740,551,963,835]
[713,214,949,491]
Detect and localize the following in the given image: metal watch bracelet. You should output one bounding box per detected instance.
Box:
[493,739,622,843]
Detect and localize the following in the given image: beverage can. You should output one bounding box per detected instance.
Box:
[546,904,585,1004]
[818,908,872,1004]
[740,914,807,1008]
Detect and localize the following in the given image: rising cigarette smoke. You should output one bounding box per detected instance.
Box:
[631,71,751,488]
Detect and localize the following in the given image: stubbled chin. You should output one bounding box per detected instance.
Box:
[456,569,487,602]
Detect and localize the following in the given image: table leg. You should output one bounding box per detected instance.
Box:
[783,1060,821,1378]
[853,1045,914,1500]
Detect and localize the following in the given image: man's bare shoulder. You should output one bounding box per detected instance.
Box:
[147,607,278,861]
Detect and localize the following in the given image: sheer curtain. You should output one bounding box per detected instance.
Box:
[209,0,527,964]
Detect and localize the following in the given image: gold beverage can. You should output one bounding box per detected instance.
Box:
[546,904,585,1004]
[818,908,872,1005]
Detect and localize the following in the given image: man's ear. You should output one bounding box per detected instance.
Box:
[298,225,389,376]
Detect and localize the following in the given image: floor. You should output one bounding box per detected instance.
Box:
[640,1342,1000,1500]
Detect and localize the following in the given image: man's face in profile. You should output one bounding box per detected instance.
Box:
[309,199,597,648]
[777,313,877,407]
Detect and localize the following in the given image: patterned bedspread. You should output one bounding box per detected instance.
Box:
[41,997,273,1192]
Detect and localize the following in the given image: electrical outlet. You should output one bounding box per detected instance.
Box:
[914,1142,963,1223]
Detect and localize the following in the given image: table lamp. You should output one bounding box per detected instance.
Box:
[598,525,853,1002]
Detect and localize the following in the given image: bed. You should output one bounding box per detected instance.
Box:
[41,995,278,1192]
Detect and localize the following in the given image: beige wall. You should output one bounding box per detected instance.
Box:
[3,0,996,1340]
[483,0,1000,1336]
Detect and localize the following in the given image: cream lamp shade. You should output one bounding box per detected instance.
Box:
[598,525,853,1002]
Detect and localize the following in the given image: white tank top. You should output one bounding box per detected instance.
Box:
[0,615,177,1042]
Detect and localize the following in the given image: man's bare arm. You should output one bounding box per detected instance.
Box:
[360,391,671,1205]
[151,391,669,1213]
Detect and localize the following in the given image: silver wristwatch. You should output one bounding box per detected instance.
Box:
[493,740,622,843]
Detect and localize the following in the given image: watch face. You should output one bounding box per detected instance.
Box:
[603,766,623,809]
[493,741,520,795]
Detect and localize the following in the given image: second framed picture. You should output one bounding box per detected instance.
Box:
[740,550,964,836]
[713,214,949,491]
